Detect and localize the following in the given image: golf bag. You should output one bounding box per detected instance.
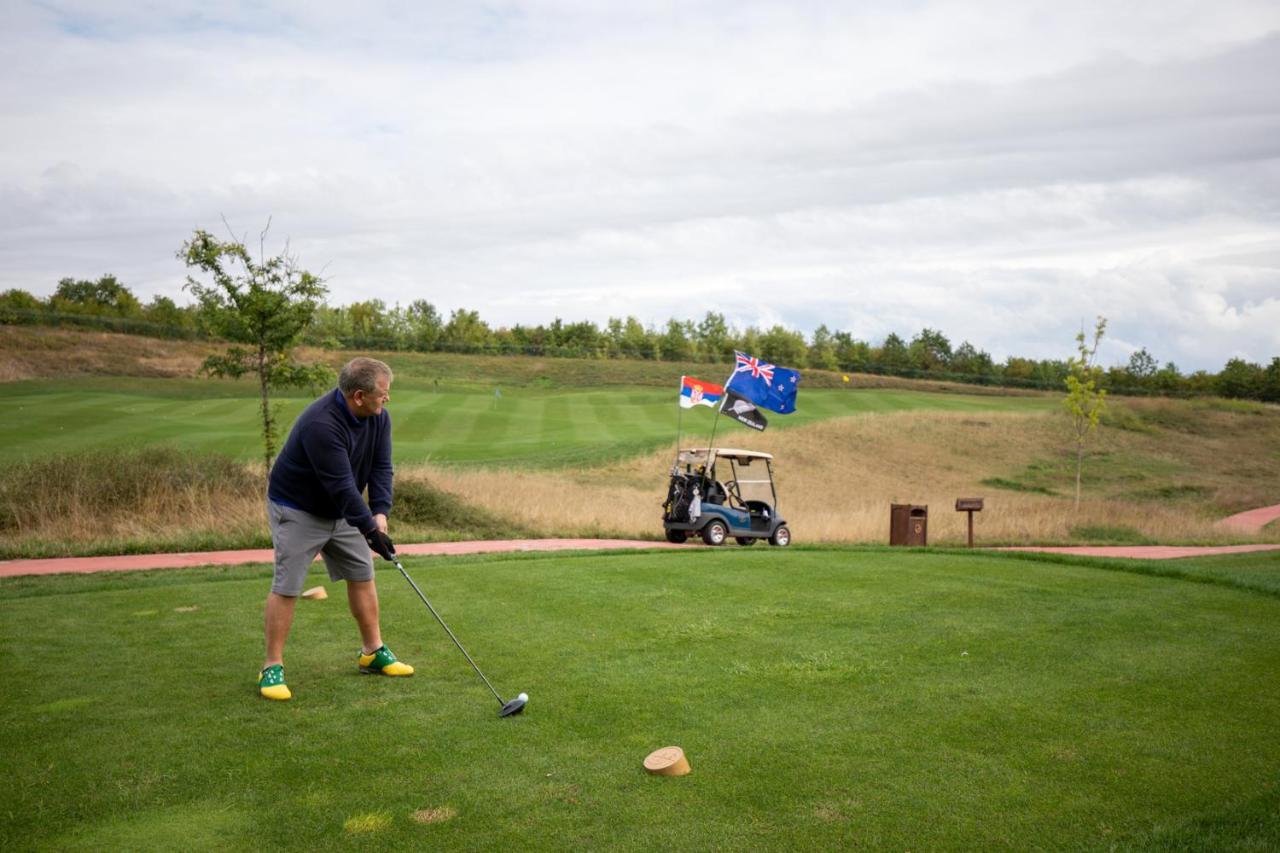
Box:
[663,472,696,523]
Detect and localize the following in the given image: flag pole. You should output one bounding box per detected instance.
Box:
[703,357,738,456]
[673,377,685,470]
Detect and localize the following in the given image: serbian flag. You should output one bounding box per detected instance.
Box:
[679,376,724,409]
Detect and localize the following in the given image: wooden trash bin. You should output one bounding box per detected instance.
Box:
[890,504,928,546]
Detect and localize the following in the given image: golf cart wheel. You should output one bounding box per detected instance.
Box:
[665,528,689,543]
[735,536,757,546]
[701,519,728,546]
[768,526,792,547]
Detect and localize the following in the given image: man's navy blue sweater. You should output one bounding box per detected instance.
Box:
[268,389,393,534]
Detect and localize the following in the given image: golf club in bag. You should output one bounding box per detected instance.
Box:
[388,552,527,718]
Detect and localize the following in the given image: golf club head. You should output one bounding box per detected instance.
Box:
[499,694,527,717]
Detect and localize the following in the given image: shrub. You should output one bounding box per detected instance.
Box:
[391,477,520,538]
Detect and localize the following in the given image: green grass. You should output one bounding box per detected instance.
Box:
[0,377,1056,468]
[3,548,1279,850]
[1121,484,1213,501]
[979,476,1059,496]
[982,451,1207,503]
[1056,548,1280,598]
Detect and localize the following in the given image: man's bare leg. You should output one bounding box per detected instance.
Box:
[263,591,298,667]
[347,578,383,655]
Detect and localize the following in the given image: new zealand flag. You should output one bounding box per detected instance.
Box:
[719,389,768,431]
[726,351,801,414]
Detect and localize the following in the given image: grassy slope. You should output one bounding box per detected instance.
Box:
[2,325,1277,555]
[0,376,1055,468]
[0,324,1044,396]
[987,397,1280,512]
[2,548,1279,850]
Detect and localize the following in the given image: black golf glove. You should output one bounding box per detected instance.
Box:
[365,529,396,562]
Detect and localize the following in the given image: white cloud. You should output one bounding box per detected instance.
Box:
[1,1,1279,370]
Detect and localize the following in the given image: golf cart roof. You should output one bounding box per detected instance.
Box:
[678,447,773,465]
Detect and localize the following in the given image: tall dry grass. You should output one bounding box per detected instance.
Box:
[0,448,266,554]
[418,409,1273,545]
[0,448,526,558]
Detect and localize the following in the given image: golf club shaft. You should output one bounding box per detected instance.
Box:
[393,560,505,705]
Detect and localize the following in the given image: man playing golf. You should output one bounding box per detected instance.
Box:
[257,356,413,700]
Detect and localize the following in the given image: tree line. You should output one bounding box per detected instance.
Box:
[2,273,1278,402]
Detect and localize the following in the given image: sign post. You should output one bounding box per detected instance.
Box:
[954,498,984,548]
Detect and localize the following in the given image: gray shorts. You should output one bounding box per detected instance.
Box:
[267,501,374,596]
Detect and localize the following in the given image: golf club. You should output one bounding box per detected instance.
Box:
[389,554,527,718]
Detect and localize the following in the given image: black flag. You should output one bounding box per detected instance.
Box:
[719,389,768,431]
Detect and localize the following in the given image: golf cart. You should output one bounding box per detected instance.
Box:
[662,447,791,546]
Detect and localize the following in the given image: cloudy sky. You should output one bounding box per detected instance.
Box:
[3,1,1279,371]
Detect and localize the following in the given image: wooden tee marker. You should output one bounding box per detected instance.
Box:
[955,498,984,547]
[644,746,691,777]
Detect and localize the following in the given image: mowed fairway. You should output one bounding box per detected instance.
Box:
[0,376,1055,467]
[3,549,1278,850]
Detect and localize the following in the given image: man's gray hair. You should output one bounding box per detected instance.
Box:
[339,357,393,395]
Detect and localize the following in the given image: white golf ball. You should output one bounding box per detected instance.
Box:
[517,692,528,702]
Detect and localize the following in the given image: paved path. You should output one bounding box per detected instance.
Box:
[1217,503,1280,534]
[0,539,683,579]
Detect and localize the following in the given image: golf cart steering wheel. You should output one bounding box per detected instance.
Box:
[723,480,744,507]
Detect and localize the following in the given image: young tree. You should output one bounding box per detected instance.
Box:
[1262,357,1280,404]
[808,324,839,371]
[405,299,442,351]
[1002,356,1036,384]
[347,299,389,343]
[833,332,871,372]
[179,225,331,475]
[908,327,953,372]
[695,311,730,361]
[52,274,141,316]
[617,316,656,359]
[1216,358,1263,400]
[0,288,44,323]
[758,324,808,366]
[1064,316,1108,509]
[144,295,183,326]
[951,341,995,380]
[1153,362,1184,397]
[1127,347,1158,381]
[659,319,694,361]
[440,308,492,352]
[559,320,603,357]
[877,332,910,372]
